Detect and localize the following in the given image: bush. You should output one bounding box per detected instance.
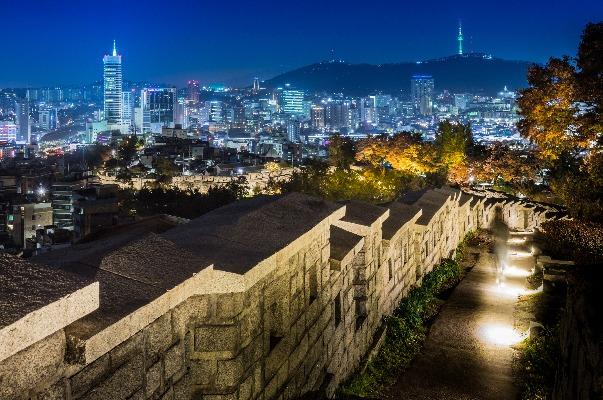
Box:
[274,162,427,204]
[119,178,249,220]
[540,220,603,265]
[514,327,560,400]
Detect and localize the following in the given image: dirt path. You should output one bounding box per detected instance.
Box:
[384,235,535,400]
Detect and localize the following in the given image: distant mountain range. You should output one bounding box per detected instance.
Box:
[264,54,536,96]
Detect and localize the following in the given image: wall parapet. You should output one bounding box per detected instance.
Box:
[0,188,567,399]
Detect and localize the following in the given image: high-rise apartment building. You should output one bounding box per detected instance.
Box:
[15,98,30,143]
[411,75,435,116]
[187,80,200,103]
[122,90,134,126]
[103,41,123,126]
[286,119,301,143]
[311,105,325,129]
[38,106,58,131]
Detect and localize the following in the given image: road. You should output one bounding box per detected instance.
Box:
[384,233,535,400]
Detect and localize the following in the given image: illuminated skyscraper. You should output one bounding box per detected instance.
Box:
[122,90,134,126]
[103,40,123,126]
[39,106,58,131]
[411,75,434,116]
[141,88,175,133]
[281,86,304,115]
[458,20,464,55]
[311,105,325,129]
[286,119,301,142]
[253,77,260,93]
[187,80,199,103]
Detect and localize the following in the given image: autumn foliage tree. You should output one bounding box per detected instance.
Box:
[517,21,603,221]
[356,132,438,175]
[433,121,474,184]
[470,143,538,190]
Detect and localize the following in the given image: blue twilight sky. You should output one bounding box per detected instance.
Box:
[1,0,601,88]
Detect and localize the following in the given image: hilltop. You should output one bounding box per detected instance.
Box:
[264,54,535,96]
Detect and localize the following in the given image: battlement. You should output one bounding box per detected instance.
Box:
[0,189,566,400]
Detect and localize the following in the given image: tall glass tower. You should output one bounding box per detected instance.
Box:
[411,75,435,116]
[103,40,123,126]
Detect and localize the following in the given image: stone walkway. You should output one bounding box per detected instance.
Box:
[384,234,535,400]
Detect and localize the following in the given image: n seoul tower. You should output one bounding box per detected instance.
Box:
[458,20,464,55]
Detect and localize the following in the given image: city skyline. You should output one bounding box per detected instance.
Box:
[1,0,601,88]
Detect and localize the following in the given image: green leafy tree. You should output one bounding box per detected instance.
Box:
[118,135,144,167]
[153,156,179,186]
[328,134,356,170]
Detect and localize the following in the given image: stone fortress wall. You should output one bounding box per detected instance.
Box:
[0,188,567,400]
[98,168,295,194]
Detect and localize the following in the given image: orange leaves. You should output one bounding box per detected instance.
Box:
[356,133,438,175]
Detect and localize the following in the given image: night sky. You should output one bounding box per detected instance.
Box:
[1,0,601,88]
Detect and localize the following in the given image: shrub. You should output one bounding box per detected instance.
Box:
[514,327,560,400]
[540,220,603,265]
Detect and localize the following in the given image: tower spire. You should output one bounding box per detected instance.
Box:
[457,20,463,55]
[112,39,117,56]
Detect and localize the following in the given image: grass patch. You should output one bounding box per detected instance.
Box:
[513,326,560,400]
[339,234,474,398]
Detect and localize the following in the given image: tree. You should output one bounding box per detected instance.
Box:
[153,156,178,186]
[516,21,603,221]
[84,144,112,170]
[517,22,602,162]
[328,134,356,170]
[118,135,144,167]
[517,57,580,162]
[471,144,538,191]
[434,121,473,183]
[356,132,438,175]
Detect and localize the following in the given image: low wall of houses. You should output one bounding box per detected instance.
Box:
[0,188,566,400]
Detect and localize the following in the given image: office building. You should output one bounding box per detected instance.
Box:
[141,88,175,133]
[287,119,301,142]
[122,90,134,126]
[311,105,325,129]
[15,98,30,143]
[38,106,58,131]
[0,122,17,143]
[411,75,435,116]
[187,80,199,103]
[103,40,123,126]
[454,93,472,111]
[281,87,304,115]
